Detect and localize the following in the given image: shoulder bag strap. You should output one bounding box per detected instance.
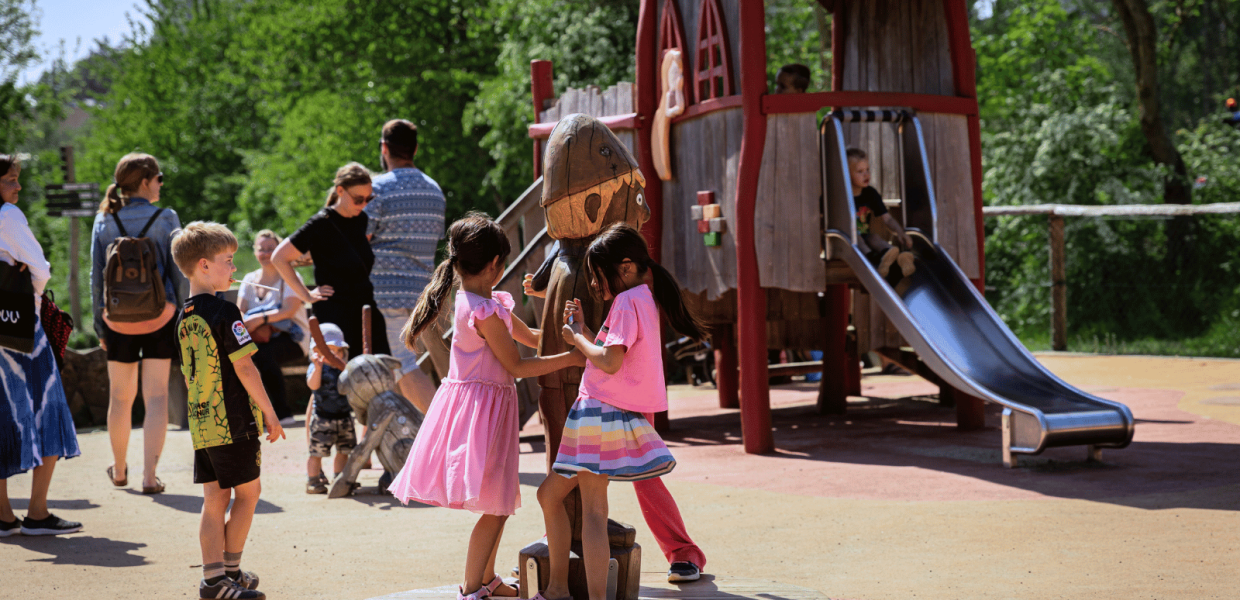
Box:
[137,207,165,238]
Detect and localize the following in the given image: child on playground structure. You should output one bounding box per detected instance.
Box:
[171,221,285,600]
[386,212,585,600]
[846,147,916,283]
[535,223,707,600]
[304,322,355,494]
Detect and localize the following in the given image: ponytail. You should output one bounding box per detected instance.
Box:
[402,257,456,348]
[647,261,707,341]
[100,183,126,214]
[325,162,371,208]
[100,152,160,214]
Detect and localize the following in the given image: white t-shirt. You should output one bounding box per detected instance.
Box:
[0,203,51,310]
[238,269,311,356]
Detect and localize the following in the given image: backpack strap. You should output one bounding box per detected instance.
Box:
[137,208,165,238]
[110,212,129,237]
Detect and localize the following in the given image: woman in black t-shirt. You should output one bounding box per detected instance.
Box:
[271,162,391,356]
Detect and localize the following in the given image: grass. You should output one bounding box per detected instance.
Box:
[1017,318,1240,359]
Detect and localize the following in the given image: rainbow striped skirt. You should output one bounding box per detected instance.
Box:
[552,396,676,482]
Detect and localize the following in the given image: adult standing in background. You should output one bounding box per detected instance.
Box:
[0,153,82,535]
[236,230,310,424]
[272,162,391,357]
[365,119,444,413]
[91,152,182,495]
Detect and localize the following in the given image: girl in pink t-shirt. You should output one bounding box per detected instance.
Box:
[387,213,584,600]
[535,223,707,600]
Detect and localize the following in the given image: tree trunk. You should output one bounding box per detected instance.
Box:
[1110,0,1191,206]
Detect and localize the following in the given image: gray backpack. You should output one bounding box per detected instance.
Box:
[102,208,167,323]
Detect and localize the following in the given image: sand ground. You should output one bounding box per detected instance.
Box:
[2,354,1238,599]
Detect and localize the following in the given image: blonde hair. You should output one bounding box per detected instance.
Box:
[101,153,160,214]
[324,162,371,207]
[254,229,281,245]
[171,221,238,276]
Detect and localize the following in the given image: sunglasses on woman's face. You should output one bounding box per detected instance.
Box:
[343,188,374,206]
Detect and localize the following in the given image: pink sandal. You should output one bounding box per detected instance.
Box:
[484,575,519,598]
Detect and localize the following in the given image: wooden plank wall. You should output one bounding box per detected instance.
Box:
[684,288,826,350]
[657,0,743,100]
[537,82,639,159]
[660,107,743,299]
[839,0,981,353]
[754,112,825,293]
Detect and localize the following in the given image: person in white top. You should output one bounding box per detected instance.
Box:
[235,230,310,425]
[0,153,83,536]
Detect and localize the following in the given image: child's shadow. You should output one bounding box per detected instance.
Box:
[123,490,283,514]
[3,535,148,567]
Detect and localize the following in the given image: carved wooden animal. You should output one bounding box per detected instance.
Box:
[328,353,424,498]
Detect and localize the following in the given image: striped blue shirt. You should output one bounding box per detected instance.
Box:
[365,168,446,310]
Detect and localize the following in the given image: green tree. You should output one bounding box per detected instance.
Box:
[0,0,41,150]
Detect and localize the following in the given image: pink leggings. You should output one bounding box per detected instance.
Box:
[635,411,706,569]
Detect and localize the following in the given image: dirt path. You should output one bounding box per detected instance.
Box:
[2,354,1237,599]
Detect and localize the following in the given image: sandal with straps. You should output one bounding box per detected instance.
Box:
[484,575,519,598]
[107,465,127,487]
[458,586,490,600]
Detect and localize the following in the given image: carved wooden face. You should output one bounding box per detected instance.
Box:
[541,113,650,240]
[338,354,402,413]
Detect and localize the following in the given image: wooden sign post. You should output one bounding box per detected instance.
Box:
[46,145,99,330]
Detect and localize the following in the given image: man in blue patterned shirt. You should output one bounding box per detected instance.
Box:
[365,119,444,412]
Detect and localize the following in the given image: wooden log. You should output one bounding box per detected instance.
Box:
[714,323,738,408]
[308,316,348,370]
[362,305,372,355]
[1049,214,1067,351]
[817,284,849,415]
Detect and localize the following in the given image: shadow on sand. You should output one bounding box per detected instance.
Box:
[2,534,148,567]
[121,490,283,514]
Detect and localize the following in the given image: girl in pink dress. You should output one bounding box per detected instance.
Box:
[388,213,585,600]
[535,223,707,600]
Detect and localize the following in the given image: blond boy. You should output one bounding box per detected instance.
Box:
[172,221,285,600]
[846,148,916,280]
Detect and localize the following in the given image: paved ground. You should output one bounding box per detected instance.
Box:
[2,354,1238,599]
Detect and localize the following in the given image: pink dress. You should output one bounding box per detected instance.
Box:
[387,290,521,515]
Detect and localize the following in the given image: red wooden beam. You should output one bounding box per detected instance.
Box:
[530,60,555,178]
[636,0,663,263]
[941,0,986,292]
[671,94,743,124]
[735,0,772,455]
[762,91,978,116]
[527,113,639,139]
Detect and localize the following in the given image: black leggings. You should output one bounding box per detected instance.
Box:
[250,333,304,420]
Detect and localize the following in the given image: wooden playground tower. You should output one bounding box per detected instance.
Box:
[523,0,987,454]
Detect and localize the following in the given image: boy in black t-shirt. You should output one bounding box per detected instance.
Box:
[304,322,357,494]
[846,148,916,283]
[172,222,285,600]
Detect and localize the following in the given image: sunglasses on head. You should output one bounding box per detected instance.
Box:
[342,187,374,206]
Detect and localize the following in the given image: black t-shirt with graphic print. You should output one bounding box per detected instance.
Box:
[178,293,263,450]
[854,186,887,236]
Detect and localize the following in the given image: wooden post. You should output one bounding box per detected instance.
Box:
[714,323,738,409]
[62,146,82,329]
[531,60,555,179]
[817,284,849,414]
[1049,214,1067,351]
[635,0,663,263]
[954,388,986,430]
[735,0,772,454]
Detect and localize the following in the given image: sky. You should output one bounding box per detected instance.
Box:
[17,0,150,85]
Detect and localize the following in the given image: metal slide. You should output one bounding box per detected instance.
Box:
[820,110,1134,466]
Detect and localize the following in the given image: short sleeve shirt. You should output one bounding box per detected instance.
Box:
[579,284,667,413]
[288,208,375,302]
[854,186,887,236]
[178,293,263,450]
[365,168,446,310]
[307,363,351,419]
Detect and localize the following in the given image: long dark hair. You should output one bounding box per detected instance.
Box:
[585,223,706,341]
[401,212,511,347]
[101,153,160,214]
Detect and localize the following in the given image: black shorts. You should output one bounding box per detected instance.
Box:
[104,317,178,363]
[193,438,262,489]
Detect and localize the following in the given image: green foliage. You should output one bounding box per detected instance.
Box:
[0,0,41,149]
[464,0,639,209]
[764,0,829,92]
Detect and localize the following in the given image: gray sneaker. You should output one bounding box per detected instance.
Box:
[668,561,700,582]
[200,577,265,599]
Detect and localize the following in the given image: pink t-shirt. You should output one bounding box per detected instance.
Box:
[579,284,666,413]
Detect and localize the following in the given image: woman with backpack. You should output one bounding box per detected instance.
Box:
[0,153,82,536]
[271,162,392,357]
[90,152,184,494]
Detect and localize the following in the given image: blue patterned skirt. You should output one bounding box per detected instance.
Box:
[0,315,80,479]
